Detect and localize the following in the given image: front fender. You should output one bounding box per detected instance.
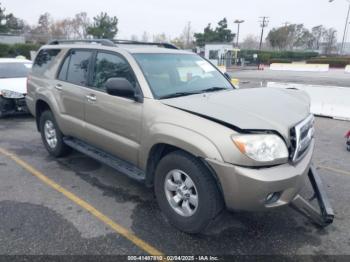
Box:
[139,122,224,170]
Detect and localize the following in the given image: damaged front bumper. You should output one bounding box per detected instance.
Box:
[0,95,29,116]
[290,164,334,227]
[207,141,334,227]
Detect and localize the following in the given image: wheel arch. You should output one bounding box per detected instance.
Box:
[35,99,52,131]
[144,143,225,202]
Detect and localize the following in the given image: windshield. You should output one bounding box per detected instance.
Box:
[0,62,32,78]
[133,53,233,99]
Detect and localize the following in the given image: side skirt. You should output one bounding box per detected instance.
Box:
[63,137,146,182]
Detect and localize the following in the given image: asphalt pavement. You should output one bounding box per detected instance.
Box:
[0,115,349,256]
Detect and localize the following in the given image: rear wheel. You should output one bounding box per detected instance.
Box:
[39,110,70,157]
[154,151,223,234]
[0,96,5,118]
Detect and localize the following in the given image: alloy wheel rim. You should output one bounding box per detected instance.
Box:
[164,169,198,217]
[44,120,57,149]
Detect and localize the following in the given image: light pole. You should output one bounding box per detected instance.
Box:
[329,0,350,54]
[234,20,244,47]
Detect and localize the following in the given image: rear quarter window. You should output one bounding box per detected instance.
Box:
[32,49,61,75]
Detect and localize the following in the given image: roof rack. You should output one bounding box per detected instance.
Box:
[49,39,115,47]
[48,39,178,50]
[112,40,178,50]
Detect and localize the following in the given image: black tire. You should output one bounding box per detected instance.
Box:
[39,110,70,157]
[0,96,5,118]
[154,151,223,234]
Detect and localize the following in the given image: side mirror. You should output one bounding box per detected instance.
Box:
[105,78,135,99]
[224,72,231,80]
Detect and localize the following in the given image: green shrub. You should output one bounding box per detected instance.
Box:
[239,49,319,64]
[307,57,350,68]
[0,43,40,59]
[9,43,41,59]
[269,58,293,64]
[0,43,11,57]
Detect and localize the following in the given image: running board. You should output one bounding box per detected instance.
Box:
[290,164,334,227]
[63,137,145,182]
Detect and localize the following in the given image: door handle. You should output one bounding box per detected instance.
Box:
[55,83,63,91]
[86,94,97,102]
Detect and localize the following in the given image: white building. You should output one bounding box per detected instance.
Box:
[204,43,239,66]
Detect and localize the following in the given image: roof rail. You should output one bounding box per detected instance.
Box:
[112,39,178,50]
[49,39,115,47]
[48,39,179,50]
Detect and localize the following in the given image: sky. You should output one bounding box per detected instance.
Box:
[1,0,349,42]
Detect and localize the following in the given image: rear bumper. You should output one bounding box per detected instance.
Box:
[0,95,29,115]
[207,140,314,211]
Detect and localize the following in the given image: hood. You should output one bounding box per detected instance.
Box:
[0,77,27,94]
[161,88,310,142]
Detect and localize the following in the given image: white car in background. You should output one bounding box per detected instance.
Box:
[0,58,32,117]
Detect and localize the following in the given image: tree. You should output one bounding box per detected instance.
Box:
[171,37,185,49]
[170,22,195,49]
[266,26,290,50]
[294,28,315,50]
[266,24,315,50]
[50,18,74,40]
[181,22,194,49]
[87,12,118,39]
[29,13,52,43]
[71,12,90,39]
[241,35,259,49]
[141,31,149,42]
[153,33,168,42]
[0,3,24,34]
[312,25,326,50]
[130,34,138,41]
[324,28,337,55]
[194,18,235,47]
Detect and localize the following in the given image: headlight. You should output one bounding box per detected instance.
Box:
[0,89,25,99]
[232,134,289,162]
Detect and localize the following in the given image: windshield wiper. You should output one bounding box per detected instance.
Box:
[199,87,230,93]
[159,91,201,99]
[159,87,230,100]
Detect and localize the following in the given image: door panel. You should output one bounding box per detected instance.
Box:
[55,49,93,139]
[84,92,142,164]
[84,51,143,165]
[55,80,88,139]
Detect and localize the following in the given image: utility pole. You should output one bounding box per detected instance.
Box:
[234,19,245,48]
[329,0,350,54]
[259,16,269,50]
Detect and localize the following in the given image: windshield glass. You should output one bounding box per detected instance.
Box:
[0,62,32,78]
[133,53,232,99]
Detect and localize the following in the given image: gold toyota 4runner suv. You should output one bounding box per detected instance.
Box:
[26,39,334,233]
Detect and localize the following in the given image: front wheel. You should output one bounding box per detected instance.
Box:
[39,110,70,157]
[154,151,223,234]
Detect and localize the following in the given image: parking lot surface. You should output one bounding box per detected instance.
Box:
[0,115,349,255]
[230,69,350,88]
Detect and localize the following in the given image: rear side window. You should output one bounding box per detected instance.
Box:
[65,50,93,86]
[32,49,61,74]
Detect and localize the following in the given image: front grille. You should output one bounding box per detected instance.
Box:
[290,115,315,163]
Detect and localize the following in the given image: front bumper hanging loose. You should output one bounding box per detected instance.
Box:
[290,164,334,227]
